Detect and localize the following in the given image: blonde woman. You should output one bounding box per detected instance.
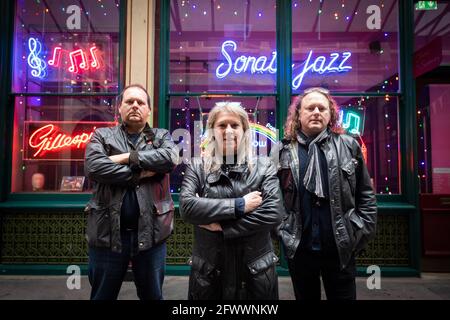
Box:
[180,102,283,300]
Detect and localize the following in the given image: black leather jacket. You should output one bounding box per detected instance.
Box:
[84,123,178,252]
[271,132,377,269]
[180,156,284,300]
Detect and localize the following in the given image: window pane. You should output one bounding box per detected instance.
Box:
[413,2,450,78]
[170,0,277,93]
[12,95,117,193]
[292,0,399,93]
[417,85,450,194]
[168,96,277,193]
[12,0,121,94]
[334,95,400,194]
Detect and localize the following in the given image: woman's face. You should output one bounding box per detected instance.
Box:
[213,111,245,156]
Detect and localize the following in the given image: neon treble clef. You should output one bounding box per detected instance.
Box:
[27,38,47,78]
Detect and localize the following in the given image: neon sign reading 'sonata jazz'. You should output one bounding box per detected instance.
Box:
[215,40,352,89]
[27,37,103,78]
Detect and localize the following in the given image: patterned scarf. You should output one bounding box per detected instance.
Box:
[297,128,331,199]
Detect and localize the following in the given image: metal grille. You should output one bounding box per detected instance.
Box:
[357,214,410,266]
[1,211,410,266]
[1,212,87,264]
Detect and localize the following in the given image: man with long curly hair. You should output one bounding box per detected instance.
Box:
[272,87,377,300]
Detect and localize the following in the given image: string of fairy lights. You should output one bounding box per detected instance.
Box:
[15,0,402,194]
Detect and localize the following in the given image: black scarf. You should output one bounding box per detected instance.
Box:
[297,128,331,199]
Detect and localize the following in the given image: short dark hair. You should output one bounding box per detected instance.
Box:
[116,84,151,109]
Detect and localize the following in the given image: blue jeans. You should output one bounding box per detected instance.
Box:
[88,230,166,300]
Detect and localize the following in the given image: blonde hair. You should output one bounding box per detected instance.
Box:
[202,102,254,173]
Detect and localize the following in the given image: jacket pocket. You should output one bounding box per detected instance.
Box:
[247,251,279,275]
[348,209,364,251]
[245,251,279,300]
[153,199,175,244]
[341,158,357,196]
[85,205,111,248]
[188,255,221,300]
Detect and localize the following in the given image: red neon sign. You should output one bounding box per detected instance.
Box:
[25,121,116,161]
[47,45,102,74]
[29,124,94,157]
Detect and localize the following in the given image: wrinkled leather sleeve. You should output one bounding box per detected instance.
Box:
[352,138,377,252]
[84,128,139,186]
[179,160,237,224]
[221,159,284,239]
[134,129,179,174]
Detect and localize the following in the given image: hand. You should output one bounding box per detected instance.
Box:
[140,170,156,179]
[199,223,222,232]
[243,191,262,213]
[109,153,130,164]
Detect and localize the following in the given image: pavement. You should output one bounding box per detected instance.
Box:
[0,273,450,300]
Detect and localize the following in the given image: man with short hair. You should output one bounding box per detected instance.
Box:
[84,84,178,300]
[272,87,377,300]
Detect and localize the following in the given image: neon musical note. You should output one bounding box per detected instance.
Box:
[27,38,47,78]
[340,111,361,135]
[89,46,101,69]
[48,47,62,67]
[68,49,89,73]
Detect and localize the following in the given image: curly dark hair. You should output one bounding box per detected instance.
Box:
[283,87,342,140]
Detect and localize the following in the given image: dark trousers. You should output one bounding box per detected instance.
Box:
[287,248,356,300]
[88,230,166,300]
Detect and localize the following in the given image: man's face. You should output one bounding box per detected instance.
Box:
[299,91,331,137]
[118,87,150,126]
[213,111,244,156]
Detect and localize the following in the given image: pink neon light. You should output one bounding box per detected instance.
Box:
[90,46,101,69]
[28,124,95,158]
[359,137,368,164]
[47,45,103,73]
[48,46,62,67]
[68,49,89,73]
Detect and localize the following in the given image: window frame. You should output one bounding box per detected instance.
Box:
[0,0,127,204]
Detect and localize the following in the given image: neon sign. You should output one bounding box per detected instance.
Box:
[251,123,277,142]
[339,110,362,135]
[27,38,47,78]
[29,124,95,158]
[199,122,277,149]
[216,40,276,78]
[215,40,352,89]
[25,121,116,160]
[27,37,103,78]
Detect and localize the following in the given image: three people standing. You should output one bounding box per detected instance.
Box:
[84,85,376,300]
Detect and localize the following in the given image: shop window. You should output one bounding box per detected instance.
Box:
[169,96,277,193]
[333,95,400,194]
[167,0,400,194]
[169,0,277,93]
[11,0,122,193]
[292,0,399,93]
[12,0,121,94]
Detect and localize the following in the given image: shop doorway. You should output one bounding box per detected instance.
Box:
[416,80,450,272]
